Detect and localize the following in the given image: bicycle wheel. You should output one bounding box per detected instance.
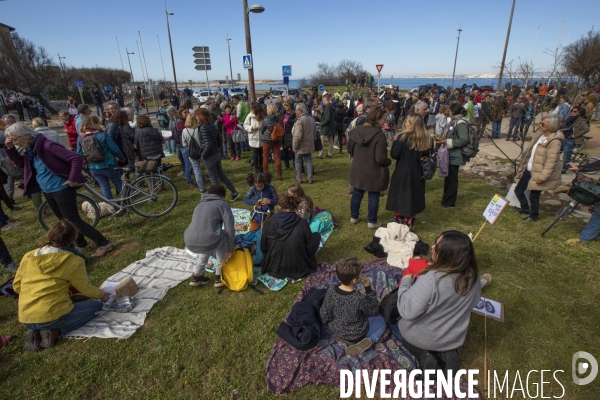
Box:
[541,201,577,236]
[38,192,100,230]
[127,174,178,218]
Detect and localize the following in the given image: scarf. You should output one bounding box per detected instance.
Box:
[24,134,39,161]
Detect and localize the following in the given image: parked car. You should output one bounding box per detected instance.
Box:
[409,84,449,95]
[270,87,300,98]
[229,87,246,100]
[193,90,211,103]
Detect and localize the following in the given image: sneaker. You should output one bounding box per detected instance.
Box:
[522,216,537,222]
[177,171,184,177]
[40,329,60,348]
[307,179,313,184]
[345,338,372,356]
[186,183,196,189]
[350,217,360,224]
[230,157,235,161]
[480,274,492,289]
[513,208,530,214]
[333,145,340,150]
[189,275,210,286]
[0,223,20,231]
[368,222,382,230]
[230,192,240,201]
[214,275,224,288]
[4,262,18,274]
[90,243,114,258]
[235,157,240,161]
[24,330,41,352]
[566,238,580,244]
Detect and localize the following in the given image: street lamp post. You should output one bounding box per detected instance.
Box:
[165,2,178,95]
[242,1,265,102]
[126,48,135,86]
[497,0,516,91]
[450,27,462,91]
[226,34,234,87]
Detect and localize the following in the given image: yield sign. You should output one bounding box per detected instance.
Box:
[376,64,384,73]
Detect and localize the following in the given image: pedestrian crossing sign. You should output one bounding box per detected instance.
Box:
[243,54,252,70]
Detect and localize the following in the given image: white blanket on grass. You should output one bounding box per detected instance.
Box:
[63,246,194,340]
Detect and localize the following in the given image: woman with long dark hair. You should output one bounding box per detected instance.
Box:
[390,230,481,375]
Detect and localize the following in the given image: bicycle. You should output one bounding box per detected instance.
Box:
[541,159,600,237]
[37,165,178,230]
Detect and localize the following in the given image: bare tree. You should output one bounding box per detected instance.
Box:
[563,31,600,84]
[0,32,58,113]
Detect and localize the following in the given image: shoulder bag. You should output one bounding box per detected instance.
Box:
[420,140,437,180]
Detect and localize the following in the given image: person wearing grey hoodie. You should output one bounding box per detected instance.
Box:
[184,185,235,288]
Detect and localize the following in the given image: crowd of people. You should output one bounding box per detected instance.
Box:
[0,80,598,384]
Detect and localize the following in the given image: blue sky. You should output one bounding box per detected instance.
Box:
[2,0,599,81]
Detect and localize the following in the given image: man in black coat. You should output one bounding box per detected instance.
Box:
[91,87,105,116]
[113,89,125,108]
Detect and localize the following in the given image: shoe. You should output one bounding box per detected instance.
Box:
[0,223,20,231]
[505,137,511,141]
[230,193,240,202]
[333,145,340,150]
[307,179,313,184]
[566,238,580,244]
[326,154,333,158]
[345,338,372,356]
[214,275,224,288]
[24,330,41,352]
[177,171,184,177]
[235,157,240,161]
[230,157,235,161]
[317,156,323,159]
[189,275,210,286]
[438,349,460,374]
[480,274,492,289]
[350,217,360,224]
[522,216,537,222]
[200,189,207,194]
[40,329,60,348]
[186,183,196,189]
[368,222,382,230]
[4,262,18,274]
[441,205,455,209]
[513,208,530,214]
[10,205,23,211]
[0,334,14,348]
[91,243,114,258]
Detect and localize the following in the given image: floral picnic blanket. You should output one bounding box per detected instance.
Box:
[265,259,478,398]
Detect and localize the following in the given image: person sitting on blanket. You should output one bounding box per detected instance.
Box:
[287,183,314,222]
[184,185,235,288]
[13,220,111,351]
[260,194,320,279]
[390,230,482,376]
[319,257,386,356]
[243,171,279,231]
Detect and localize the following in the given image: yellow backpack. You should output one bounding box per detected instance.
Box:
[220,247,254,292]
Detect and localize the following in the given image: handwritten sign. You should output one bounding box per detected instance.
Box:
[483,194,508,225]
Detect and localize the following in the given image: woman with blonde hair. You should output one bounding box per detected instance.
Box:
[31,118,60,143]
[385,113,433,228]
[181,111,206,193]
[261,103,283,179]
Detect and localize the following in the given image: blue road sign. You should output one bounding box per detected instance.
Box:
[74,81,83,87]
[282,65,292,77]
[318,85,325,91]
[243,54,252,70]
[283,77,289,84]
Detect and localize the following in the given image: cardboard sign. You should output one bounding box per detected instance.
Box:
[472,296,505,322]
[483,194,508,225]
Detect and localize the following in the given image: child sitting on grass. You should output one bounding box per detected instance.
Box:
[320,257,386,355]
[287,183,314,222]
[184,185,235,288]
[243,171,279,231]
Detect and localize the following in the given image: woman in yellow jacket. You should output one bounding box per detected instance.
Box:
[14,220,109,351]
[514,115,564,222]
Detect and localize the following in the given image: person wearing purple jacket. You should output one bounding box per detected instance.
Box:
[4,123,113,258]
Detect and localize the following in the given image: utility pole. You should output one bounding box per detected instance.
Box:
[450,25,462,90]
[226,34,234,87]
[165,2,178,94]
[138,31,154,112]
[243,0,256,102]
[126,48,135,84]
[157,35,167,83]
[497,0,516,91]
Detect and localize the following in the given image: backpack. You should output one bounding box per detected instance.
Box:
[220,247,254,292]
[238,101,250,123]
[271,122,284,140]
[80,132,106,163]
[186,128,202,160]
[156,108,169,128]
[455,118,479,159]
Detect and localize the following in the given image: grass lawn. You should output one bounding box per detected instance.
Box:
[0,152,598,399]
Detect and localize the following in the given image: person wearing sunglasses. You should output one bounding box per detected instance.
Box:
[560,106,590,173]
[513,115,564,222]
